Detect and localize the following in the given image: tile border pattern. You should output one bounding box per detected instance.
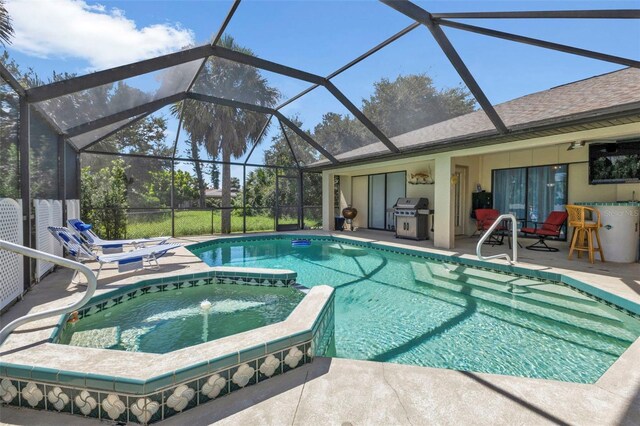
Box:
[53,267,298,328]
[574,201,640,206]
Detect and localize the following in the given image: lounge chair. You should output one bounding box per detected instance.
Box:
[48,226,180,279]
[67,218,169,253]
[521,211,568,252]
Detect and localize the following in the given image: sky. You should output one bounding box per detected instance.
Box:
[4,0,640,181]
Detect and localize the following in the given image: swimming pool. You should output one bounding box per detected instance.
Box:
[190,236,640,384]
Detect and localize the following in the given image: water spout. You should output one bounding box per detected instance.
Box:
[201,300,211,343]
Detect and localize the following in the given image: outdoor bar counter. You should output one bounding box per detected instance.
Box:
[575,202,640,263]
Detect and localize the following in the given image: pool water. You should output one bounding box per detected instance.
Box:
[192,237,640,383]
[57,284,303,354]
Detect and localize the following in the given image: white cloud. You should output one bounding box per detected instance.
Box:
[7,0,195,70]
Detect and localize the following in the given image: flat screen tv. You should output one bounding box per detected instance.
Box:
[589,140,640,184]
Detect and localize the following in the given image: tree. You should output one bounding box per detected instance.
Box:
[362,74,476,137]
[263,117,322,167]
[81,159,129,239]
[183,138,207,207]
[88,116,171,156]
[211,164,220,189]
[81,115,173,207]
[240,167,276,216]
[240,118,321,217]
[0,55,19,198]
[0,53,61,199]
[143,169,199,208]
[178,35,279,233]
[0,0,13,46]
[230,177,241,193]
[312,112,369,156]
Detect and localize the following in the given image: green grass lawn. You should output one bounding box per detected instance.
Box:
[125,210,321,238]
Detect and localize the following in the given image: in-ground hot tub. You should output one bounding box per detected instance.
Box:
[0,267,335,424]
[57,282,305,354]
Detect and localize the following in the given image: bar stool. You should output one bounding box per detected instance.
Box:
[566,205,605,263]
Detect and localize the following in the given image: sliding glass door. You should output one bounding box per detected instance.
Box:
[493,168,526,220]
[527,165,568,232]
[367,171,406,230]
[493,164,568,237]
[368,174,386,229]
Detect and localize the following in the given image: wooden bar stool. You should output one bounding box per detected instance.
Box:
[566,205,605,263]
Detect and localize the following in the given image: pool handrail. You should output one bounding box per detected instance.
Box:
[476,213,518,264]
[0,239,97,346]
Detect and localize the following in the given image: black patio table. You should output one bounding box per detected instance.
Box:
[492,217,526,249]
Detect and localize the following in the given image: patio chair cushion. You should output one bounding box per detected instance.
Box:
[475,209,505,230]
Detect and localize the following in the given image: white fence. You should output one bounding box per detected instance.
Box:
[0,198,23,310]
[66,199,80,223]
[51,200,63,258]
[35,199,72,281]
[35,200,55,281]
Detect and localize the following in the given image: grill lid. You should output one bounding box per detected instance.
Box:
[394,197,429,210]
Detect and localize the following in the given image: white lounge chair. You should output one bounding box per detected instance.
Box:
[49,226,180,280]
[67,218,169,253]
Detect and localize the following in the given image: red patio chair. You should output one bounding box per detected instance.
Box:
[474,209,506,245]
[521,211,568,252]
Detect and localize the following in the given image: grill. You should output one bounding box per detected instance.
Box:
[393,197,431,240]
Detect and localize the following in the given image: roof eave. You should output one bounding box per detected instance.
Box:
[306,104,640,172]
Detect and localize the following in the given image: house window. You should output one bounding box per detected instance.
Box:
[492,164,568,237]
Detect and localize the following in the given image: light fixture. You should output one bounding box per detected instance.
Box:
[567,140,586,151]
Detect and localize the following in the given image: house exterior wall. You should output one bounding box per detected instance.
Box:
[322,122,640,249]
[479,144,640,204]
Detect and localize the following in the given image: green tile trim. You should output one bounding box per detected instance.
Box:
[561,276,640,316]
[574,202,640,206]
[174,361,209,384]
[238,344,267,363]
[56,370,86,387]
[266,335,293,354]
[144,371,175,393]
[114,377,145,394]
[4,363,31,379]
[207,353,239,373]
[85,373,115,392]
[30,367,59,383]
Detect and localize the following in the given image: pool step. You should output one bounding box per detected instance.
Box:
[414,273,636,342]
[426,263,622,324]
[425,263,608,315]
[442,264,598,305]
[409,272,639,346]
[410,262,632,340]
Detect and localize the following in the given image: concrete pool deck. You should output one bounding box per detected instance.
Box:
[1,230,639,425]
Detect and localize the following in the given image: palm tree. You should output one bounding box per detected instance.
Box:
[178,35,279,233]
[0,0,13,46]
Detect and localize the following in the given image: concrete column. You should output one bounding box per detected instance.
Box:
[339,175,351,211]
[433,155,455,249]
[322,171,335,231]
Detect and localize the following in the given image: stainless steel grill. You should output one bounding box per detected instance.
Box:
[393,197,431,240]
